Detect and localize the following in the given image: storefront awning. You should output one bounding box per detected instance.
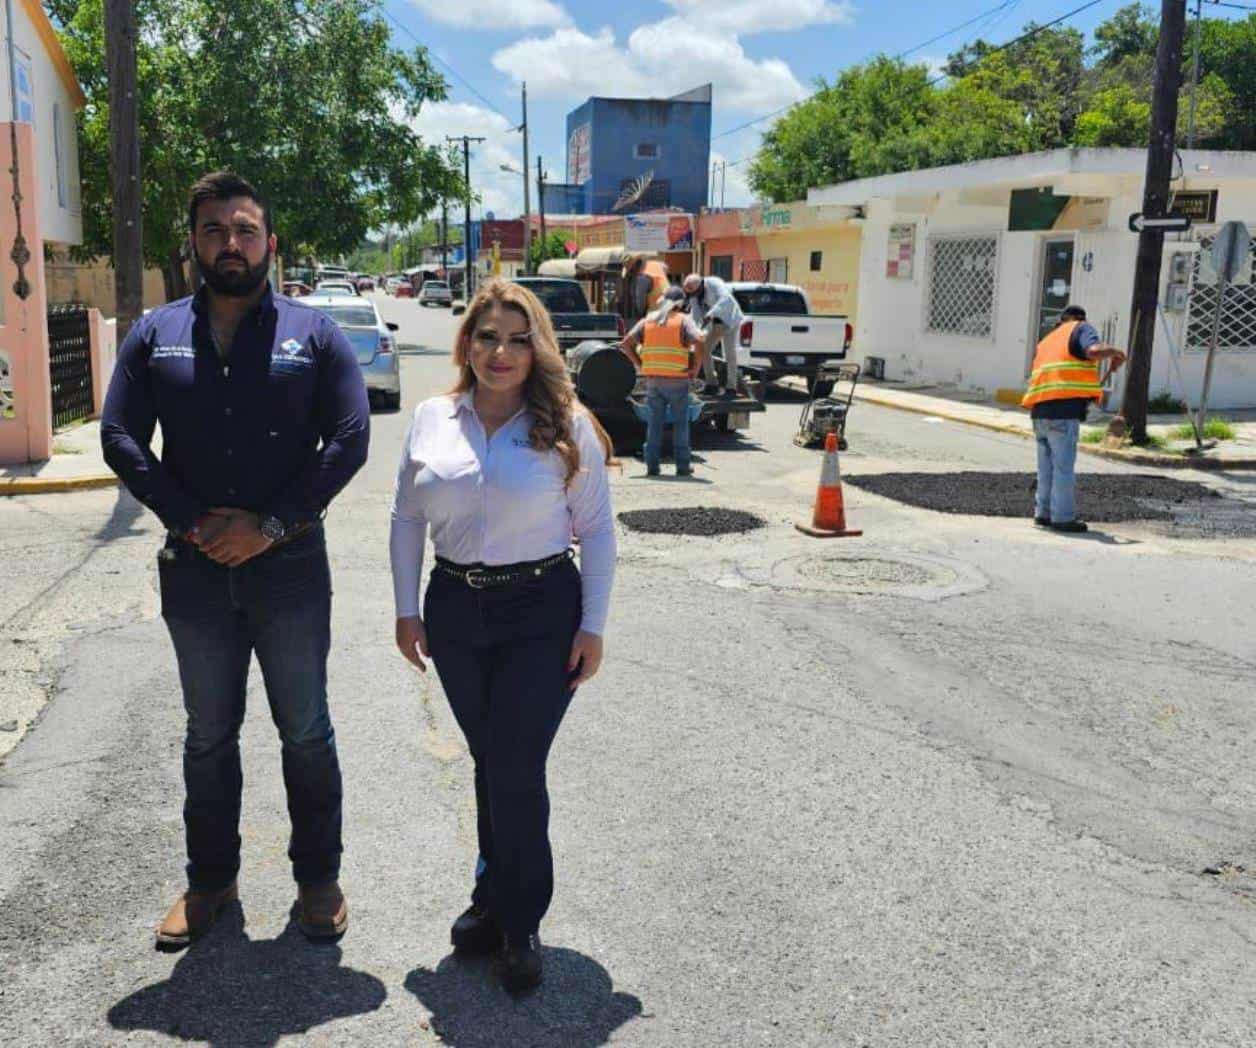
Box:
[537,259,578,278]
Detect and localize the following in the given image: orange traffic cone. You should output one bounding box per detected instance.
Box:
[796,431,862,538]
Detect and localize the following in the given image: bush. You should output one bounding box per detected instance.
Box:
[1080,427,1105,444]
[1148,390,1186,414]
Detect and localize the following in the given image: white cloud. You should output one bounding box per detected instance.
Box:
[407,101,526,217]
[492,20,806,113]
[662,0,854,36]
[406,0,568,30]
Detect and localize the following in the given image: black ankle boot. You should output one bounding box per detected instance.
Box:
[500,932,543,992]
[450,904,501,954]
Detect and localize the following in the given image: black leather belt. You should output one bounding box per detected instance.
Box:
[434,549,574,589]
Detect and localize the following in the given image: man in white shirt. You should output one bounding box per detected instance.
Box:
[682,273,745,397]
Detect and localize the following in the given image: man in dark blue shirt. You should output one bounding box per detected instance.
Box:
[101,172,369,949]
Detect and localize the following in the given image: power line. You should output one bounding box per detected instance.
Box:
[712,0,1113,142]
[1203,0,1256,9]
[375,5,515,125]
[899,0,1020,57]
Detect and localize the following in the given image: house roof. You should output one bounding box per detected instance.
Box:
[807,148,1256,206]
[21,0,87,109]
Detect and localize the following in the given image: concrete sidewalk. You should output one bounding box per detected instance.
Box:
[843,379,1256,470]
[0,418,119,495]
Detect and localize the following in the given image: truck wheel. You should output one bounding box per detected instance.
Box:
[808,375,835,398]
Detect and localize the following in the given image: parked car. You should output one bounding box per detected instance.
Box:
[305,294,401,410]
[394,282,415,299]
[418,280,452,308]
[511,277,623,353]
[728,282,852,396]
[384,276,402,295]
[314,280,360,297]
[282,281,312,297]
[356,276,375,292]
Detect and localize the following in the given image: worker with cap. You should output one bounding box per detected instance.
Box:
[682,273,745,397]
[1021,304,1126,533]
[619,285,708,477]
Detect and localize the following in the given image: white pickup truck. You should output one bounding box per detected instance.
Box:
[728,282,852,396]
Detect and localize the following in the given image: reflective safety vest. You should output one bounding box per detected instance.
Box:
[1021,321,1103,408]
[640,313,691,378]
[642,261,670,313]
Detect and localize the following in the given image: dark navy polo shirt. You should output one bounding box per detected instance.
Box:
[101,286,370,534]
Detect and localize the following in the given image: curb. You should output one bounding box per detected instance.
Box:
[0,474,119,496]
[845,387,1256,471]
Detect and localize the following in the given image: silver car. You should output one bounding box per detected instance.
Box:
[306,295,401,410]
[419,280,452,307]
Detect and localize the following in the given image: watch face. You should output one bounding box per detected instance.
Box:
[262,517,285,541]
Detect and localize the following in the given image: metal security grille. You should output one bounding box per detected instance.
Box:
[47,304,94,429]
[740,260,768,282]
[925,235,999,339]
[1186,225,1256,352]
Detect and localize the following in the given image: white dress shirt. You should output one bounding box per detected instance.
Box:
[686,275,744,330]
[390,392,617,634]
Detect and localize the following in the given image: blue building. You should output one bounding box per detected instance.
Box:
[554,84,712,216]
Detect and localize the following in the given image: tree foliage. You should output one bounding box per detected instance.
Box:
[49,0,464,295]
[749,6,1256,203]
[529,232,569,270]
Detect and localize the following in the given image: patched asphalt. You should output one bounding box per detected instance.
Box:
[842,471,1237,524]
[617,506,767,535]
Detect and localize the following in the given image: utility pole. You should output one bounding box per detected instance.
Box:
[521,82,532,275]
[1186,0,1202,148]
[1121,0,1187,444]
[447,135,485,299]
[537,156,547,246]
[721,162,727,209]
[103,0,142,339]
[440,200,448,275]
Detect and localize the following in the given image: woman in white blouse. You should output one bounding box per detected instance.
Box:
[390,279,616,993]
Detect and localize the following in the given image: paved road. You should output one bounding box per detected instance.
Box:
[2,293,1256,1046]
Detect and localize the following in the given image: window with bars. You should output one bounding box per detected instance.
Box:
[925,235,999,339]
[1186,225,1256,352]
[710,255,733,280]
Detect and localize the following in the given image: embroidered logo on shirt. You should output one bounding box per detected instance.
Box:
[511,437,531,448]
[150,345,195,363]
[278,338,308,358]
[271,338,313,373]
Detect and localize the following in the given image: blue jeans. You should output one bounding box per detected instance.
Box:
[424,559,583,937]
[1033,418,1080,523]
[157,527,342,892]
[644,377,693,474]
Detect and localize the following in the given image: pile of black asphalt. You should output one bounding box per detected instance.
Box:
[842,472,1223,523]
[617,506,768,536]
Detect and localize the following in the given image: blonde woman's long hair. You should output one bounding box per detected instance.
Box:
[451,278,614,484]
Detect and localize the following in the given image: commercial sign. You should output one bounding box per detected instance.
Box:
[886,223,915,279]
[1171,189,1218,224]
[567,123,591,185]
[625,213,694,252]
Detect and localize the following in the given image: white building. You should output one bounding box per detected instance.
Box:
[2,0,84,248]
[809,148,1256,410]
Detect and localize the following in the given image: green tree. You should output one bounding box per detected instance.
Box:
[50,0,464,300]
[529,232,569,270]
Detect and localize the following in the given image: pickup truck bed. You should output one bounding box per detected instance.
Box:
[513,277,622,352]
[729,282,851,393]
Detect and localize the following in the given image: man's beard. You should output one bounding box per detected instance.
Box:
[197,247,271,297]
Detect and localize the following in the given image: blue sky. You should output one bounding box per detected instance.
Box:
[379,0,1238,216]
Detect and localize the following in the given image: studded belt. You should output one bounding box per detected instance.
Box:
[433,548,575,589]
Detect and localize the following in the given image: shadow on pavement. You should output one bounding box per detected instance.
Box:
[94,487,146,543]
[405,947,643,1047]
[107,905,386,1047]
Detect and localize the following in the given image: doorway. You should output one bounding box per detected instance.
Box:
[1034,238,1075,343]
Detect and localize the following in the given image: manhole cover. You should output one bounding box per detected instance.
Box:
[795,557,935,588]
[844,471,1223,523]
[768,551,981,601]
[618,506,767,536]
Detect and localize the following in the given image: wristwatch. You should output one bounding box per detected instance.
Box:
[259,515,286,543]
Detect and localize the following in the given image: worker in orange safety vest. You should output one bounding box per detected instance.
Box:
[1021,304,1126,533]
[619,286,708,477]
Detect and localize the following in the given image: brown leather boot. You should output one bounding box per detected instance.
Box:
[294,880,348,941]
[155,881,238,951]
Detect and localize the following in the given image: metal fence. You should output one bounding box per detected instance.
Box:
[740,260,768,282]
[1186,224,1256,352]
[47,304,94,429]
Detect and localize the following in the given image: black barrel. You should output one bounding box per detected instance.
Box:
[568,340,637,406]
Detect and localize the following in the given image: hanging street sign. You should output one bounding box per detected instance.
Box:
[1128,212,1193,233]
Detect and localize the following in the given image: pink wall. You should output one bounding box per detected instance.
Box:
[0,122,52,465]
[88,309,116,416]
